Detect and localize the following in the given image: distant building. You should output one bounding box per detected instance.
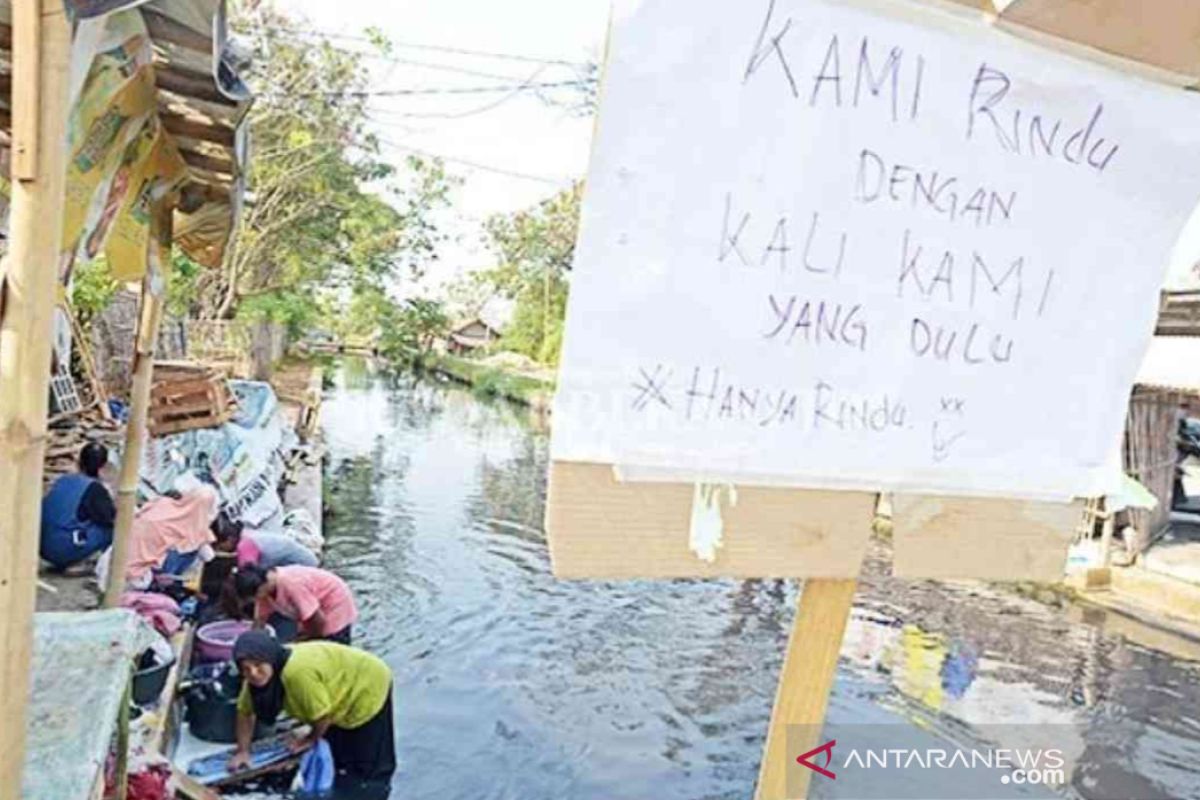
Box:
[446,318,502,355]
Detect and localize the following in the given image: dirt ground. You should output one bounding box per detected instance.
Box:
[36,570,103,612]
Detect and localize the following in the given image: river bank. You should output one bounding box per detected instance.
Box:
[422,353,554,412]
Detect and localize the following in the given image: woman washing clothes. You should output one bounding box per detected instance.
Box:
[235,564,357,644]
[228,631,396,788]
[211,514,319,569]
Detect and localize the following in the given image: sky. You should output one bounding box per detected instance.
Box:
[279,0,611,300]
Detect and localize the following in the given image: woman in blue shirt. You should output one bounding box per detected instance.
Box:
[40,443,116,571]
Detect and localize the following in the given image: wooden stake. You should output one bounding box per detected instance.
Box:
[755,579,857,800]
[104,202,172,607]
[114,674,132,800]
[0,2,72,798]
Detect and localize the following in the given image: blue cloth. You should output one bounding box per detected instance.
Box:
[40,474,113,570]
[296,739,335,795]
[157,548,200,577]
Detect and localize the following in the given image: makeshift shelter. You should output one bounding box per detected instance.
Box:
[0,2,252,797]
[0,0,251,264]
[23,609,159,800]
[1128,334,1200,543]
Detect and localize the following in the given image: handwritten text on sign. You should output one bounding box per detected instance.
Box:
[552,0,1200,499]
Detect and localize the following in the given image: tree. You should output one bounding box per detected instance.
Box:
[193,4,451,335]
[481,183,581,365]
[374,296,449,362]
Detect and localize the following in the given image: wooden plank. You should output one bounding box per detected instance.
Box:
[546,461,875,578]
[998,0,1200,80]
[755,579,857,800]
[161,110,236,147]
[114,675,132,800]
[0,3,72,798]
[891,494,1081,580]
[155,66,236,108]
[179,146,236,177]
[170,767,221,800]
[149,410,233,436]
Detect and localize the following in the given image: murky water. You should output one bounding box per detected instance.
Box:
[312,361,1200,800]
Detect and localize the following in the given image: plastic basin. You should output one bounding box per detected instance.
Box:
[195,620,255,663]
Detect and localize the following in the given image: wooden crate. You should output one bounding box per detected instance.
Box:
[149,371,237,436]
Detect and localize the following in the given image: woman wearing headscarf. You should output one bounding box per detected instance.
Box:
[228,631,396,786]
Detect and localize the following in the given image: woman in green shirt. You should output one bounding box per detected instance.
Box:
[228,631,396,785]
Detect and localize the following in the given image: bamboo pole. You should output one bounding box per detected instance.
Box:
[755,579,858,800]
[0,2,72,798]
[103,202,173,607]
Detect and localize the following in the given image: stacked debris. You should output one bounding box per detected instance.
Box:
[44,409,123,491]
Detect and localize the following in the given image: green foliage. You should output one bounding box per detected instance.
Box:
[166,251,202,318]
[471,368,507,399]
[429,354,553,406]
[375,296,450,363]
[480,184,581,366]
[197,4,453,337]
[70,258,118,323]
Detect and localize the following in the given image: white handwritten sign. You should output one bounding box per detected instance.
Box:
[551,0,1200,500]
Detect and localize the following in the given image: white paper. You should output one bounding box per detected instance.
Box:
[552,0,1200,500]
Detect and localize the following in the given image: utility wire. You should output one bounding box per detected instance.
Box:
[255,26,589,68]
[364,66,577,120]
[289,78,593,99]
[376,136,574,185]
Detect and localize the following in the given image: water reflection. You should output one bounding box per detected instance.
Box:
[305,365,1200,800]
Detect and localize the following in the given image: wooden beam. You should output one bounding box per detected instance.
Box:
[179,146,236,177]
[161,110,235,147]
[142,8,212,54]
[0,2,72,799]
[155,65,235,107]
[103,202,172,607]
[755,580,857,800]
[546,461,875,578]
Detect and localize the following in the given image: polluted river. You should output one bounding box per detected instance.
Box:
[247,360,1200,799]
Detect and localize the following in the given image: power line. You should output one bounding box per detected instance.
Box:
[365,55,532,83]
[254,25,590,68]
[364,66,577,120]
[375,137,574,185]
[288,78,593,99]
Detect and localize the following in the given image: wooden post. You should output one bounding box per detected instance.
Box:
[0,2,71,798]
[103,202,173,607]
[114,674,132,800]
[755,579,857,800]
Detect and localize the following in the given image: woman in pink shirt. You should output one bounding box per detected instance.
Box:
[235,564,358,644]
